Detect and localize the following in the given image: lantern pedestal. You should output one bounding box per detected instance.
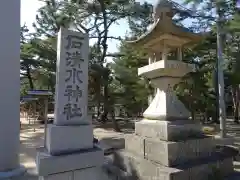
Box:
[104,60,235,180]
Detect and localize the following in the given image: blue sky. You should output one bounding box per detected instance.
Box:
[21,0,185,54]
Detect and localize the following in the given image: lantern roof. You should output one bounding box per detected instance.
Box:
[128,0,204,51]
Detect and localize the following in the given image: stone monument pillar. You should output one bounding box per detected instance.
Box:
[0,0,25,178]
[36,28,104,180]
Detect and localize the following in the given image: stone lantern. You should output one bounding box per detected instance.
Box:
[128,0,203,124]
[105,1,237,180]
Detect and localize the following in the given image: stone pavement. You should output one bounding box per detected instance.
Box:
[17,120,240,180]
[19,125,44,180]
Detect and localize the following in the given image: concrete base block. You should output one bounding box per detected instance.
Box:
[107,150,234,180]
[125,134,215,166]
[125,135,144,157]
[146,136,215,166]
[73,167,104,180]
[39,167,104,180]
[135,120,203,141]
[46,124,93,155]
[36,147,104,176]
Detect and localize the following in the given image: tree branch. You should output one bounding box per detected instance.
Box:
[89,36,122,40]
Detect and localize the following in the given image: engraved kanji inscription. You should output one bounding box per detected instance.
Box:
[64,85,82,102]
[65,35,84,50]
[63,103,82,120]
[66,51,84,68]
[65,68,83,84]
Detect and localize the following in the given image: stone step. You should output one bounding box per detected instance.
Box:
[103,160,239,180]
[125,134,215,167]
[106,148,234,180]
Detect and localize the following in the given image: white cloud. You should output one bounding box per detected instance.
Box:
[21,0,44,30]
